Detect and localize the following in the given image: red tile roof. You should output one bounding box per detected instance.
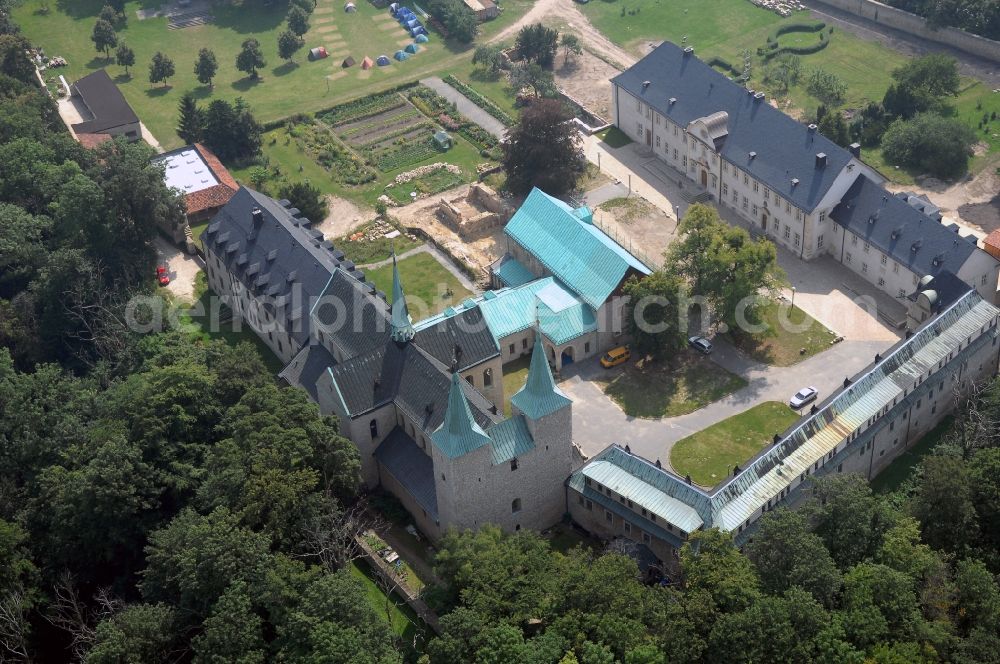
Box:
[183,144,239,215]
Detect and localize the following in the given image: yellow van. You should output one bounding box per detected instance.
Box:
[600,345,630,368]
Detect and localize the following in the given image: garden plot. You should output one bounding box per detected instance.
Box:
[318,89,441,173]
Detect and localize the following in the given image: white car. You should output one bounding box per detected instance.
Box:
[688,336,713,354]
[790,386,818,409]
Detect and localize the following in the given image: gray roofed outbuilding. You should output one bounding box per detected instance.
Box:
[612,43,857,212]
[70,69,139,134]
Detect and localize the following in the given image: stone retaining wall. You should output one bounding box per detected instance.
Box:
[813,0,1000,63]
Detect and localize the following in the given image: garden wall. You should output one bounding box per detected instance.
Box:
[811,0,1000,63]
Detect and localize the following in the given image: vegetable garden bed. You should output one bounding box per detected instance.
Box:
[409,85,501,158]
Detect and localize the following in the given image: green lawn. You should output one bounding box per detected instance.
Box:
[384,167,466,205]
[597,352,748,419]
[595,126,633,149]
[727,299,837,367]
[501,353,531,417]
[349,560,427,653]
[17,0,532,151]
[335,221,423,266]
[671,401,799,487]
[365,251,473,318]
[176,272,284,373]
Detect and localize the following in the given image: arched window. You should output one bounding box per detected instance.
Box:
[369,419,378,439]
[511,498,522,513]
[483,368,493,387]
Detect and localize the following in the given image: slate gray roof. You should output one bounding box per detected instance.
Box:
[71,69,139,134]
[205,187,370,347]
[612,43,856,212]
[374,427,438,521]
[911,271,972,314]
[279,342,338,402]
[329,339,499,433]
[414,307,500,371]
[313,269,391,359]
[831,176,988,278]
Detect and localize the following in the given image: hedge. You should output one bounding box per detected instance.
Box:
[442,75,515,127]
[771,21,826,39]
[706,56,742,78]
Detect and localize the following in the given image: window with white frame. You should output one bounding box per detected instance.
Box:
[752,204,758,216]
[864,242,870,253]
[764,188,770,200]
[744,173,749,186]
[794,233,800,248]
[722,183,728,196]
[785,201,791,213]
[862,262,868,273]
[819,211,826,222]
[846,251,853,263]
[656,135,661,148]
[784,225,791,240]
[753,181,759,193]
[817,234,824,249]
[878,277,885,287]
[742,196,748,210]
[881,254,887,265]
[636,122,643,136]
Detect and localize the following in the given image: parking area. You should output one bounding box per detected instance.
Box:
[154,236,203,302]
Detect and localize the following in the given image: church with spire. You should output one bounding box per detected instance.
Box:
[204,186,615,541]
[295,251,576,539]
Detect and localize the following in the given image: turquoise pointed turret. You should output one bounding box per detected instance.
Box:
[432,372,493,458]
[511,334,571,420]
[390,252,415,344]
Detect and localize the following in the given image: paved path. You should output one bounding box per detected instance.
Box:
[420,77,507,140]
[563,336,891,473]
[359,243,480,294]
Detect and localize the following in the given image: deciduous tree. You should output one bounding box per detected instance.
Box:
[277,29,303,63]
[115,42,134,76]
[516,23,559,68]
[148,51,175,87]
[286,5,310,37]
[236,38,266,79]
[194,47,217,87]
[91,18,117,59]
[881,113,976,179]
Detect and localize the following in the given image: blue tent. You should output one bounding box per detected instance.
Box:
[411,25,426,36]
[404,42,419,54]
[414,33,429,43]
[406,18,419,27]
[394,50,410,60]
[376,54,391,66]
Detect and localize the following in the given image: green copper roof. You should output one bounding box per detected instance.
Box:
[511,334,571,419]
[487,415,535,465]
[504,188,651,309]
[494,255,535,288]
[432,372,493,458]
[390,253,415,343]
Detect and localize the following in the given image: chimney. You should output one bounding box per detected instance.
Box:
[642,80,650,89]
[753,91,765,101]
[815,152,827,168]
[807,123,817,132]
[848,142,861,158]
[791,178,800,187]
[251,207,263,226]
[749,151,757,160]
[668,97,677,106]
[683,46,694,56]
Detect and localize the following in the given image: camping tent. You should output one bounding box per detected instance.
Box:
[393,50,409,61]
[344,2,356,11]
[410,25,426,36]
[404,43,419,54]
[342,55,356,68]
[389,1,399,12]
[376,54,391,66]
[308,46,329,60]
[414,33,429,43]
[406,17,419,27]
[360,56,374,69]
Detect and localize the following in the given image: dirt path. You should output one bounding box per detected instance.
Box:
[489,0,638,70]
[882,162,1000,236]
[317,196,372,239]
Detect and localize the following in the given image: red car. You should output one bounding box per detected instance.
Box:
[156,266,170,286]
